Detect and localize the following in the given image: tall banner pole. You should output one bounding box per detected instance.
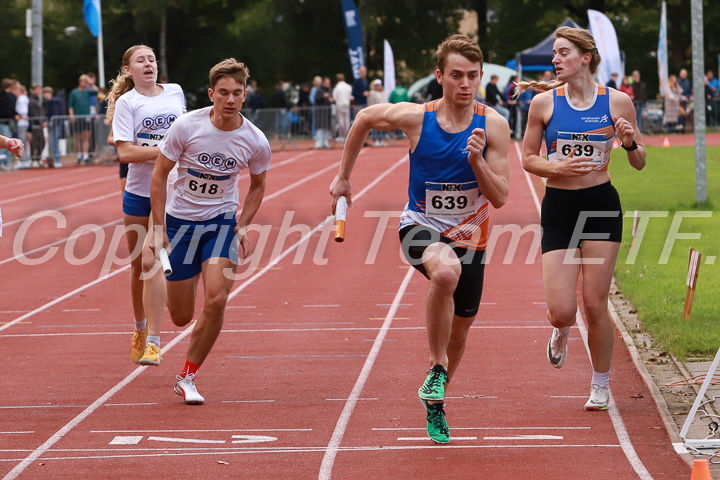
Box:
[690,0,707,204]
[340,0,365,80]
[97,0,105,87]
[657,1,668,95]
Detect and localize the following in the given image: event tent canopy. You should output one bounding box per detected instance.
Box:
[511,17,581,73]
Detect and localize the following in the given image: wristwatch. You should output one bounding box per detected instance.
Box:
[621,139,639,151]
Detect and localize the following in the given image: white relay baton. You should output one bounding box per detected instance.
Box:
[159,248,173,275]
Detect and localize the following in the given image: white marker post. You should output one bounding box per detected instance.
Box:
[683,247,702,320]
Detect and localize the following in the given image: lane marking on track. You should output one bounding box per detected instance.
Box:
[104,403,157,407]
[0,432,34,435]
[148,437,227,444]
[1,155,404,480]
[0,443,625,463]
[398,436,478,441]
[109,436,142,445]
[221,400,275,404]
[228,354,366,359]
[3,192,119,227]
[484,435,563,440]
[0,174,116,205]
[513,141,653,480]
[91,429,313,433]
[0,219,123,267]
[0,168,79,191]
[302,305,340,308]
[0,324,552,339]
[318,267,415,480]
[326,398,378,401]
[374,426,591,431]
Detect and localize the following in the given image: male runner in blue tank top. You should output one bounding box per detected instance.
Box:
[330,34,510,444]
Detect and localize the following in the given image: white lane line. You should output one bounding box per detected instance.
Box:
[109,436,142,445]
[484,435,564,440]
[0,168,78,191]
[0,264,131,334]
[3,192,119,227]
[1,175,116,205]
[0,324,552,339]
[319,267,414,480]
[0,432,34,435]
[104,403,157,407]
[221,400,275,404]
[398,436,478,441]
[148,437,226,444]
[61,309,100,312]
[91,429,312,433]
[303,305,340,308]
[373,426,591,431]
[226,305,257,309]
[2,155,398,480]
[0,443,624,463]
[514,141,652,480]
[326,398,378,401]
[0,219,123,267]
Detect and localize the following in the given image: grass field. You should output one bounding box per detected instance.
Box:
[610,144,719,360]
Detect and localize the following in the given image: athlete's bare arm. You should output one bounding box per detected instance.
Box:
[467,109,510,208]
[609,89,646,171]
[521,91,594,178]
[235,171,266,259]
[329,102,423,212]
[116,141,162,164]
[149,153,175,252]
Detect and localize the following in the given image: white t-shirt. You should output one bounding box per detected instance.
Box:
[113,83,186,197]
[159,106,272,222]
[332,81,353,107]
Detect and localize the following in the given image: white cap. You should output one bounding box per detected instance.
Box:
[373,79,382,86]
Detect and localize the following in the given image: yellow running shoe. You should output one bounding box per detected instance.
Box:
[130,328,147,364]
[139,343,162,366]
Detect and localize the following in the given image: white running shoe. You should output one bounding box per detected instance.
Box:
[174,373,205,405]
[547,328,569,368]
[584,385,609,411]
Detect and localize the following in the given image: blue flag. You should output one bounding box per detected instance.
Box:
[340,0,365,80]
[83,0,101,37]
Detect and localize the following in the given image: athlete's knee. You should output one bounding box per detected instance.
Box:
[169,307,193,327]
[547,305,576,326]
[582,297,609,323]
[204,289,229,314]
[140,248,157,274]
[428,266,460,293]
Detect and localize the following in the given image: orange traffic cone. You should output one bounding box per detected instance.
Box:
[690,459,712,480]
[612,138,620,149]
[663,136,671,148]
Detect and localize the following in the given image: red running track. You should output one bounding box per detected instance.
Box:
[0,144,690,479]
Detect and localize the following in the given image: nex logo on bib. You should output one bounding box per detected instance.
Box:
[442,184,463,192]
[571,133,590,141]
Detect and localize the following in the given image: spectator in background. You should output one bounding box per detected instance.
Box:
[14,84,31,169]
[29,84,45,167]
[246,84,265,128]
[309,75,321,138]
[332,73,352,143]
[705,74,716,126]
[68,74,98,165]
[631,70,647,133]
[661,74,684,133]
[606,72,618,90]
[540,70,554,83]
[504,75,518,136]
[678,68,692,99]
[0,79,19,171]
[43,86,65,168]
[367,79,387,146]
[484,75,510,122]
[619,75,634,99]
[707,70,719,98]
[516,85,533,136]
[246,79,257,98]
[388,83,409,104]
[272,80,289,138]
[314,76,333,149]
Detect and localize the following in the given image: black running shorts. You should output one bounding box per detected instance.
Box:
[399,224,485,318]
[540,181,623,254]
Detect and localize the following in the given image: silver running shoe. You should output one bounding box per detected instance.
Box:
[174,373,205,405]
[546,328,569,369]
[584,385,609,411]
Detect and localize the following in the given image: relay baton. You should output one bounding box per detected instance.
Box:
[334,196,348,243]
[159,248,173,275]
